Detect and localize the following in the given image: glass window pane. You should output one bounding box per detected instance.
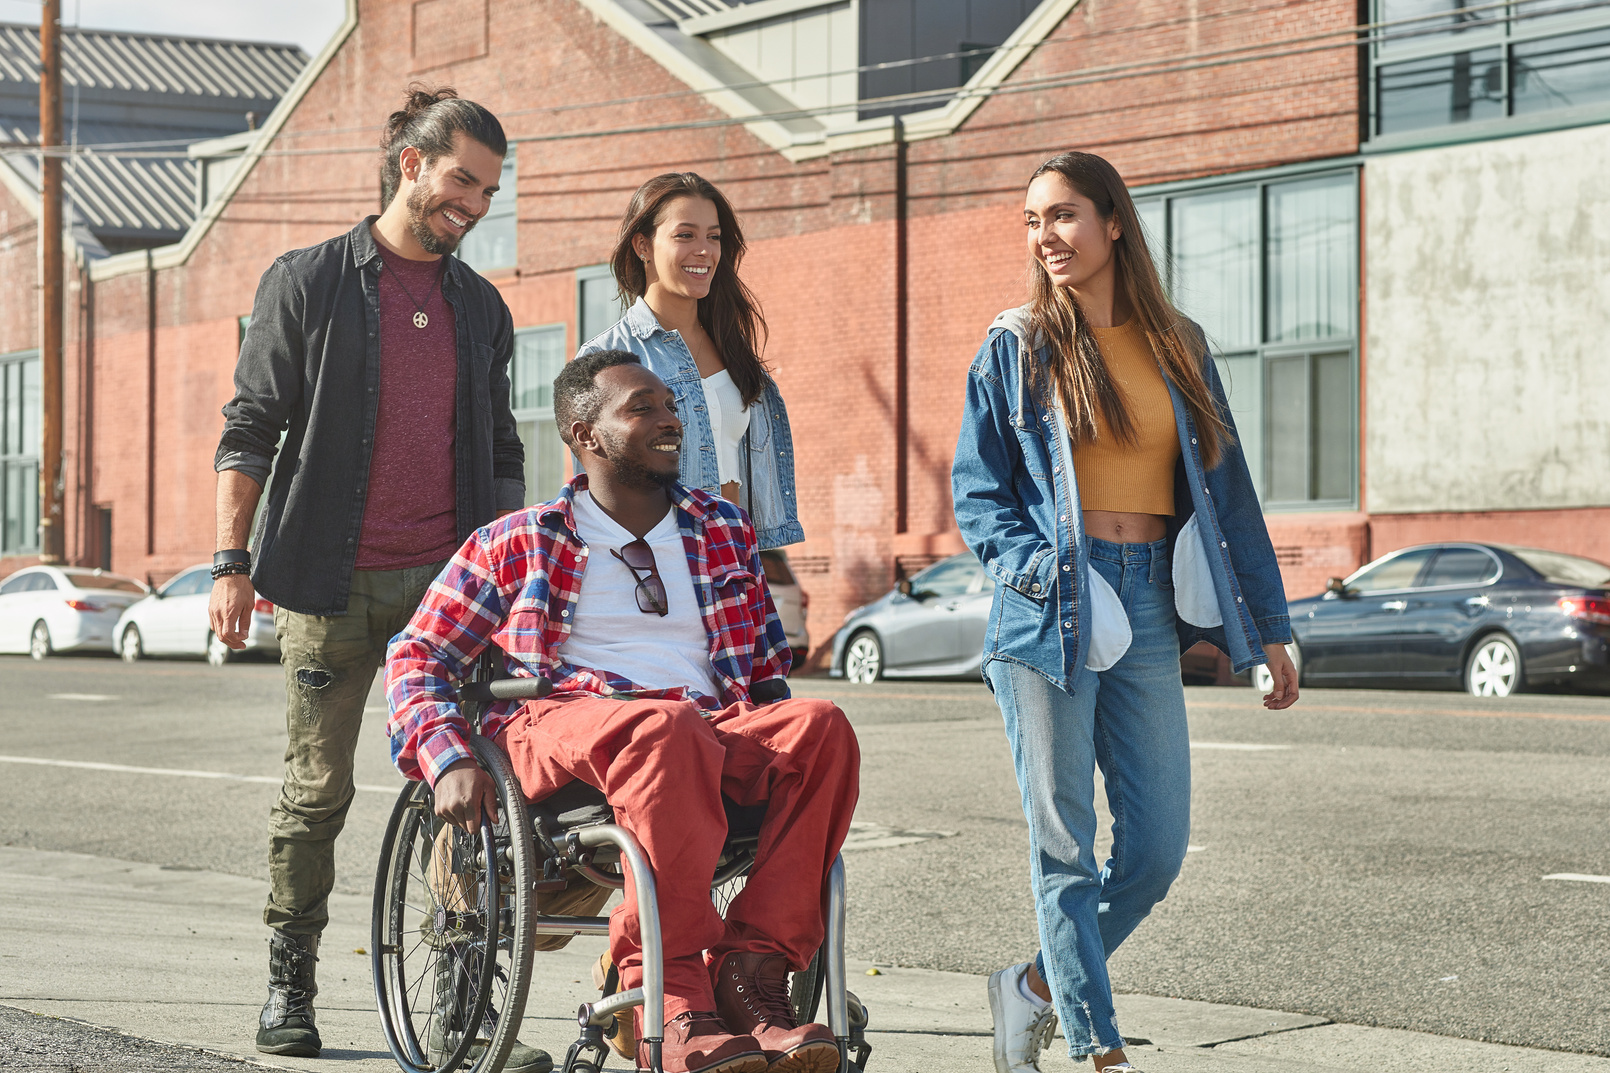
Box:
[456,152,517,273]
[579,269,626,345]
[1378,0,1500,52]
[1171,187,1259,351]
[1132,197,1167,288]
[1377,48,1504,134]
[5,460,37,553]
[1213,352,1263,503]
[1267,175,1355,343]
[1266,355,1308,503]
[1350,547,1436,592]
[21,358,39,457]
[1312,351,1353,501]
[512,326,566,412]
[1510,548,1610,586]
[1512,28,1610,114]
[4,362,18,455]
[911,556,975,597]
[1422,548,1499,587]
[534,419,567,504]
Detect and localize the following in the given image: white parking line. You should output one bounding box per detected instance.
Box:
[47,693,118,702]
[0,754,403,795]
[1542,873,1610,884]
[1189,741,1290,751]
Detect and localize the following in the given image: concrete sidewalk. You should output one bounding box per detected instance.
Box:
[1,846,1602,1073]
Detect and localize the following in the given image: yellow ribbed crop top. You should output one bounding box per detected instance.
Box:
[1066,320,1179,515]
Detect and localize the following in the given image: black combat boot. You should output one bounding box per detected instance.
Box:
[256,930,322,1057]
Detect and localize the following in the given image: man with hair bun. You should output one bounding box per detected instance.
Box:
[209,84,550,1070]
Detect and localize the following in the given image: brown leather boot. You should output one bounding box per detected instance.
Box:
[638,1011,767,1073]
[711,953,839,1073]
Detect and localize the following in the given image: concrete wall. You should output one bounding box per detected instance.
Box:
[1364,123,1610,516]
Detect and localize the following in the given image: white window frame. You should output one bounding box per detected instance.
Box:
[1,350,41,556]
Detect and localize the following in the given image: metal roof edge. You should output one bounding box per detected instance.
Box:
[87,0,357,284]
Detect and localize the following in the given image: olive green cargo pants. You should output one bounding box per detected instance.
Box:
[265,560,447,937]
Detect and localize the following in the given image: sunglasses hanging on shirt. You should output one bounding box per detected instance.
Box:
[612,539,669,616]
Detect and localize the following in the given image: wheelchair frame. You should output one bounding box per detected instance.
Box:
[372,673,870,1073]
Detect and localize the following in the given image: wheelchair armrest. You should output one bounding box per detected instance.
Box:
[750,678,788,705]
[458,677,553,703]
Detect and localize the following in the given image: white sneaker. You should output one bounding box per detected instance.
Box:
[987,962,1058,1073]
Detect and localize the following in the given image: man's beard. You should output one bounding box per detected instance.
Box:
[406,181,474,256]
[597,428,676,493]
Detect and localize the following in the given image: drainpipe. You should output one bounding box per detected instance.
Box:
[893,116,908,535]
[146,249,156,556]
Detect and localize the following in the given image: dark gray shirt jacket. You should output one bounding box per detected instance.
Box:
[215,217,524,616]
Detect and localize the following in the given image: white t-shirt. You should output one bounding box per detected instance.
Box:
[702,368,750,487]
[557,490,720,699]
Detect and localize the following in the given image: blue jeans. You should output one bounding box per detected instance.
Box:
[984,538,1192,1059]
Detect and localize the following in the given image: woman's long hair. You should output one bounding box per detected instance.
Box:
[609,173,771,407]
[1026,152,1231,470]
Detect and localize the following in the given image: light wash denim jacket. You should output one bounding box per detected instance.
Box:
[578,298,804,549]
[951,307,1291,690]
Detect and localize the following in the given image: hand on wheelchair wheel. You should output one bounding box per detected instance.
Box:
[434,759,500,831]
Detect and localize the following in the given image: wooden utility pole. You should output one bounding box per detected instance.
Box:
[38,0,64,562]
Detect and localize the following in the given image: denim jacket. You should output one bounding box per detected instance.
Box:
[578,298,803,549]
[951,306,1291,690]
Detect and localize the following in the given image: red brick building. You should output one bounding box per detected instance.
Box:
[7,0,1609,668]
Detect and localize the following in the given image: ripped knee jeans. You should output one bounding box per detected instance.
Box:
[264,558,447,936]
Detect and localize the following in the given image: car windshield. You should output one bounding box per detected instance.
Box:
[909,556,980,597]
[1508,548,1610,588]
[61,570,146,594]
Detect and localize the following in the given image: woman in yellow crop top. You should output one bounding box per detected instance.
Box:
[953,152,1298,1073]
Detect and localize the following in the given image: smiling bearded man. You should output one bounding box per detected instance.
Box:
[208,85,546,1066]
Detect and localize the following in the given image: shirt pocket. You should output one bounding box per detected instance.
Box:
[1011,413,1052,481]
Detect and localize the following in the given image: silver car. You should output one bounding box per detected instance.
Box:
[0,566,148,659]
[115,563,279,666]
[760,549,809,666]
[830,552,993,682]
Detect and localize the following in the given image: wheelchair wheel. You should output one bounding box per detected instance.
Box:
[372,736,535,1073]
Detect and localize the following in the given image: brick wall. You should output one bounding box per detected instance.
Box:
[2,0,1379,647]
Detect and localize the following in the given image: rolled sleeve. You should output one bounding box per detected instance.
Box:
[215,261,302,481]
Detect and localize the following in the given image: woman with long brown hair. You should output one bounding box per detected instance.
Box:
[578,172,801,549]
[952,152,1299,1072]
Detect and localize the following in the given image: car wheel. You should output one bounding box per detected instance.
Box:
[1466,634,1522,697]
[29,620,53,661]
[206,631,234,668]
[120,624,144,663]
[844,631,883,685]
[1251,641,1302,694]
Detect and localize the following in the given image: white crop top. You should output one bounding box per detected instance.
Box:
[701,368,751,487]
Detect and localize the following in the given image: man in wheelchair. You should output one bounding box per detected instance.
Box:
[386,350,860,1073]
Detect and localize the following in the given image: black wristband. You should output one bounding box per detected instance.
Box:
[211,560,251,580]
[214,549,251,567]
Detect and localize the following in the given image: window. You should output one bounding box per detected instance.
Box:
[1370,1,1610,137]
[457,150,517,274]
[1349,548,1436,592]
[1421,548,1501,587]
[1,351,40,555]
[577,264,625,345]
[858,0,1039,119]
[511,325,570,506]
[161,569,213,597]
[909,556,980,598]
[1510,547,1610,586]
[1137,169,1358,510]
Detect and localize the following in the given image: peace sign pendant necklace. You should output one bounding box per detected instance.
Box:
[381,256,443,329]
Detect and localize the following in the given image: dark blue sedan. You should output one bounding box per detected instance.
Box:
[1266,543,1610,697]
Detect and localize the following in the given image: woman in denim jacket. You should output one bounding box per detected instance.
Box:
[577,172,802,550]
[952,153,1299,1073]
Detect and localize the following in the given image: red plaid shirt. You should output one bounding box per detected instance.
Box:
[385,474,792,786]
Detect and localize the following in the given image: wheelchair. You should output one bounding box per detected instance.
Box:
[372,672,871,1073]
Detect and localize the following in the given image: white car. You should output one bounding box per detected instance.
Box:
[0,566,149,659]
[115,563,279,666]
[759,549,809,666]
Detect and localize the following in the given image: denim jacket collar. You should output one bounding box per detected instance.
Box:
[623,296,665,340]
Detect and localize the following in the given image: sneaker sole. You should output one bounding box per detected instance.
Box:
[255,1041,321,1058]
[766,1039,842,1073]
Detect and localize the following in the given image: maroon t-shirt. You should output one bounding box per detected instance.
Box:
[356,244,459,570]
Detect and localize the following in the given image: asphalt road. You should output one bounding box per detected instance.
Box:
[2,654,1607,1057]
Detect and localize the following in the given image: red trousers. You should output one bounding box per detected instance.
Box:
[498,695,860,1016]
